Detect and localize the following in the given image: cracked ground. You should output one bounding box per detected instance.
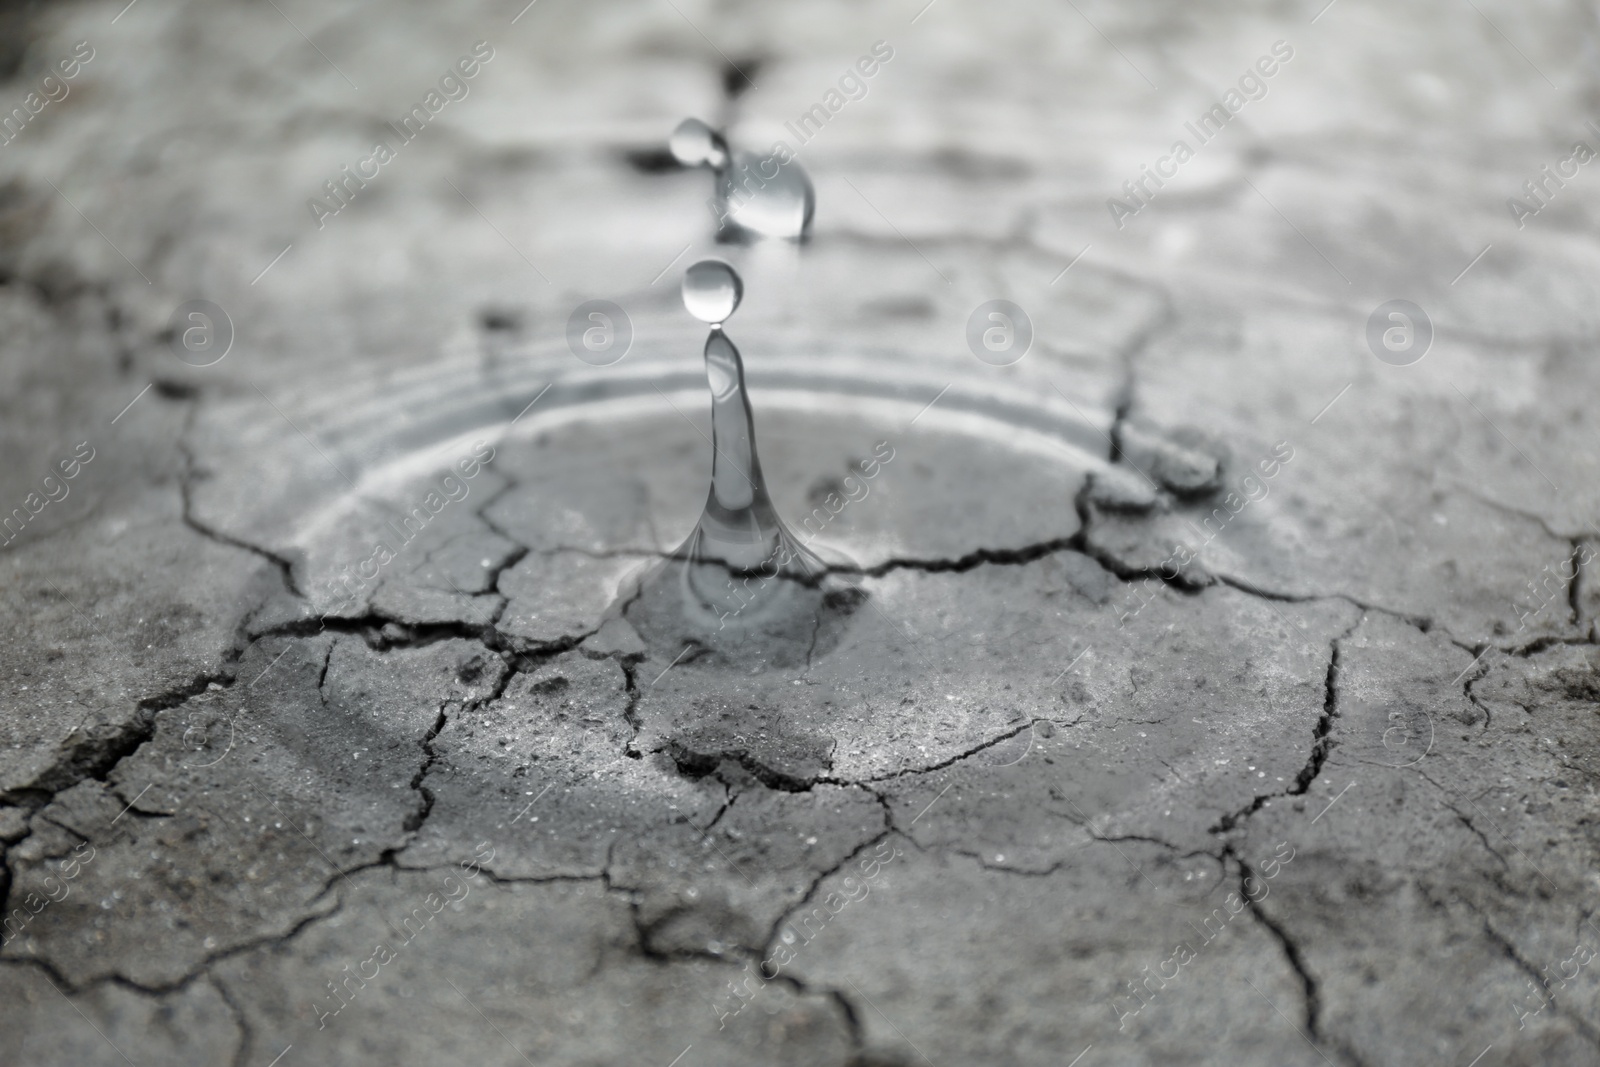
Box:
[3,0,1600,1064]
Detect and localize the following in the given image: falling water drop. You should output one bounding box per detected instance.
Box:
[621,259,863,668]
[682,259,743,324]
[715,150,814,241]
[669,118,815,241]
[669,118,729,170]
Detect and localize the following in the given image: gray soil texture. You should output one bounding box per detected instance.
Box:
[2,1,1599,1065]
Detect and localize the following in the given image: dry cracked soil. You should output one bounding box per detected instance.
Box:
[2,0,1600,1065]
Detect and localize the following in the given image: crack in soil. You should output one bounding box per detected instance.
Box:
[178,434,305,601]
[1232,848,1370,1067]
[1209,614,1364,838]
[1477,913,1600,1048]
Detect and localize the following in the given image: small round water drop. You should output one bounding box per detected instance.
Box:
[683,259,742,324]
[669,118,727,169]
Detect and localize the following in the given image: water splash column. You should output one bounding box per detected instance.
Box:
[618,259,862,668]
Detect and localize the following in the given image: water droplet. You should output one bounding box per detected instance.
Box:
[670,117,728,169]
[716,150,814,240]
[682,259,742,324]
[620,261,864,668]
[670,119,813,241]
